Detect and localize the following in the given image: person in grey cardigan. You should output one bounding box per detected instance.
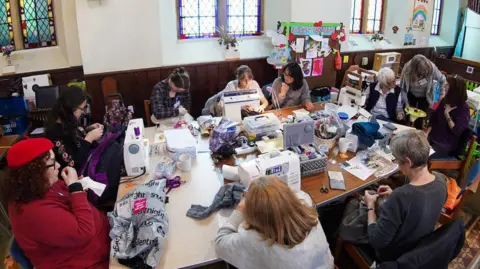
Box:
[215,176,334,269]
[399,54,446,129]
[270,62,315,112]
[364,130,447,262]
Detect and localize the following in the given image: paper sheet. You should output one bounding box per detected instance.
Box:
[79,177,107,197]
[164,128,197,150]
[312,58,324,76]
[295,38,305,53]
[321,38,330,51]
[306,49,317,59]
[300,58,312,77]
[341,156,376,181]
[338,105,359,120]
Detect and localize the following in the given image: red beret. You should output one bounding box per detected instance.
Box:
[7,138,53,168]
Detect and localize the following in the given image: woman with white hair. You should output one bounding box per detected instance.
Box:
[400,54,446,129]
[364,67,404,122]
[364,130,447,262]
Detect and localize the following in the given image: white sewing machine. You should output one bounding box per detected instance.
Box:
[222,90,260,122]
[238,150,301,192]
[338,86,367,107]
[124,119,150,176]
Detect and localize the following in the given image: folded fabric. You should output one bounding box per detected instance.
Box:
[351,122,383,148]
[186,184,246,220]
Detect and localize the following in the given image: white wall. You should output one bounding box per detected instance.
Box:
[463,8,480,61]
[0,0,81,75]
[430,0,462,47]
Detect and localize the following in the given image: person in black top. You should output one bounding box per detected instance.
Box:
[364,67,404,122]
[45,86,104,172]
[364,130,447,262]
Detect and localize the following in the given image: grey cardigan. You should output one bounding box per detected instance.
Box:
[214,192,334,269]
[400,61,445,106]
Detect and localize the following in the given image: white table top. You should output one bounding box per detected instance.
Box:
[110,127,222,269]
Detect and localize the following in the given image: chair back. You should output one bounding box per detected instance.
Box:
[377,219,465,269]
[144,100,152,127]
[32,85,59,109]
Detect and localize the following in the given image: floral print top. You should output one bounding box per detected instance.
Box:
[46,124,92,173]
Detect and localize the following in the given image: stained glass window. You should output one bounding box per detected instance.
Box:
[366,0,384,33]
[350,0,364,33]
[0,0,13,47]
[179,0,218,39]
[431,0,443,35]
[19,0,56,49]
[227,0,261,36]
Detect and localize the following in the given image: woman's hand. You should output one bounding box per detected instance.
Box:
[236,199,246,214]
[61,167,80,186]
[216,103,223,115]
[444,104,457,118]
[257,105,265,113]
[280,83,289,97]
[89,123,103,130]
[364,190,379,208]
[85,127,103,143]
[305,101,315,112]
[378,185,393,197]
[425,127,432,137]
[396,112,404,121]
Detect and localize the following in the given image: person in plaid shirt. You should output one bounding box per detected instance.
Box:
[150,67,191,119]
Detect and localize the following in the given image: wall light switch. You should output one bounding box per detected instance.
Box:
[362,57,368,66]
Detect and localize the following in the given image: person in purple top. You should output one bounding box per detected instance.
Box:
[426,75,471,158]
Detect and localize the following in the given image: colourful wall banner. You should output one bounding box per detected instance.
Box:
[412,0,428,31]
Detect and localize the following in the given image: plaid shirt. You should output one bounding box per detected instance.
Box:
[150,79,192,119]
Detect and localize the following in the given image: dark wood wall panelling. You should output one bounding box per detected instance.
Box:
[84,58,278,122]
[435,58,480,83]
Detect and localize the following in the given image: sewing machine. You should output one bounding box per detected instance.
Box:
[238,150,301,192]
[338,86,367,107]
[124,118,150,176]
[222,90,260,122]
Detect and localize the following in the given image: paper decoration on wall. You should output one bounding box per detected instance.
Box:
[267,46,291,67]
[392,26,399,34]
[412,0,428,31]
[467,66,474,74]
[312,58,324,76]
[295,38,305,53]
[300,58,312,77]
[404,33,415,46]
[343,55,349,63]
[265,30,288,46]
[304,38,319,59]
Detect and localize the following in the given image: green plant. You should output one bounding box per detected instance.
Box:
[216,26,238,50]
[371,32,384,42]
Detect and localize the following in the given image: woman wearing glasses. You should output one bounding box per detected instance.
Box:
[3,138,110,269]
[46,86,103,172]
[400,54,446,129]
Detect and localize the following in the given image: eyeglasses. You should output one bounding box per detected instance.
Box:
[45,158,56,169]
[76,104,89,113]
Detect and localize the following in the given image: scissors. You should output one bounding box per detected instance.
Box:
[320,182,329,193]
[165,176,185,194]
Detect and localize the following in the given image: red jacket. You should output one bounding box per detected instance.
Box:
[8,181,111,269]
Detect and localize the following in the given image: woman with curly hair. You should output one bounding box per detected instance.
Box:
[3,138,110,269]
[215,176,333,269]
[45,86,104,172]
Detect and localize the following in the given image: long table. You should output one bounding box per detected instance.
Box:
[110,104,413,269]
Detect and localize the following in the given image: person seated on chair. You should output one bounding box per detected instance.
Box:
[150,67,191,120]
[201,65,269,116]
[215,176,334,269]
[364,130,447,262]
[45,86,104,172]
[2,138,110,269]
[400,54,446,129]
[364,67,405,122]
[270,62,315,112]
[426,75,470,159]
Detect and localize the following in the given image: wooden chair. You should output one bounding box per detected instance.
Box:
[429,135,479,225]
[144,100,152,127]
[341,66,377,91]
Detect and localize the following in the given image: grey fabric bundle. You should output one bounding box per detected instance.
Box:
[108,179,169,268]
[186,183,246,220]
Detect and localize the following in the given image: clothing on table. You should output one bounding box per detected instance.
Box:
[428,102,471,153]
[8,180,111,269]
[215,191,334,269]
[150,79,192,119]
[368,173,447,262]
[271,77,311,109]
[201,80,265,116]
[45,123,92,172]
[365,82,403,122]
[400,61,445,106]
[407,91,429,129]
[351,122,383,148]
[186,184,246,220]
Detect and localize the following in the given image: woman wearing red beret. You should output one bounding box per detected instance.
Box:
[2,138,111,269]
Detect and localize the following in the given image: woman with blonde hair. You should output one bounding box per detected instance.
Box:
[215,176,333,269]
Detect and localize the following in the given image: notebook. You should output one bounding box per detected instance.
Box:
[328,171,346,190]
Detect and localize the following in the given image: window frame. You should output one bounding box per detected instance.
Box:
[431,0,443,36]
[18,0,57,49]
[349,0,386,34]
[350,0,365,34]
[226,0,262,37]
[178,0,219,40]
[177,0,263,40]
